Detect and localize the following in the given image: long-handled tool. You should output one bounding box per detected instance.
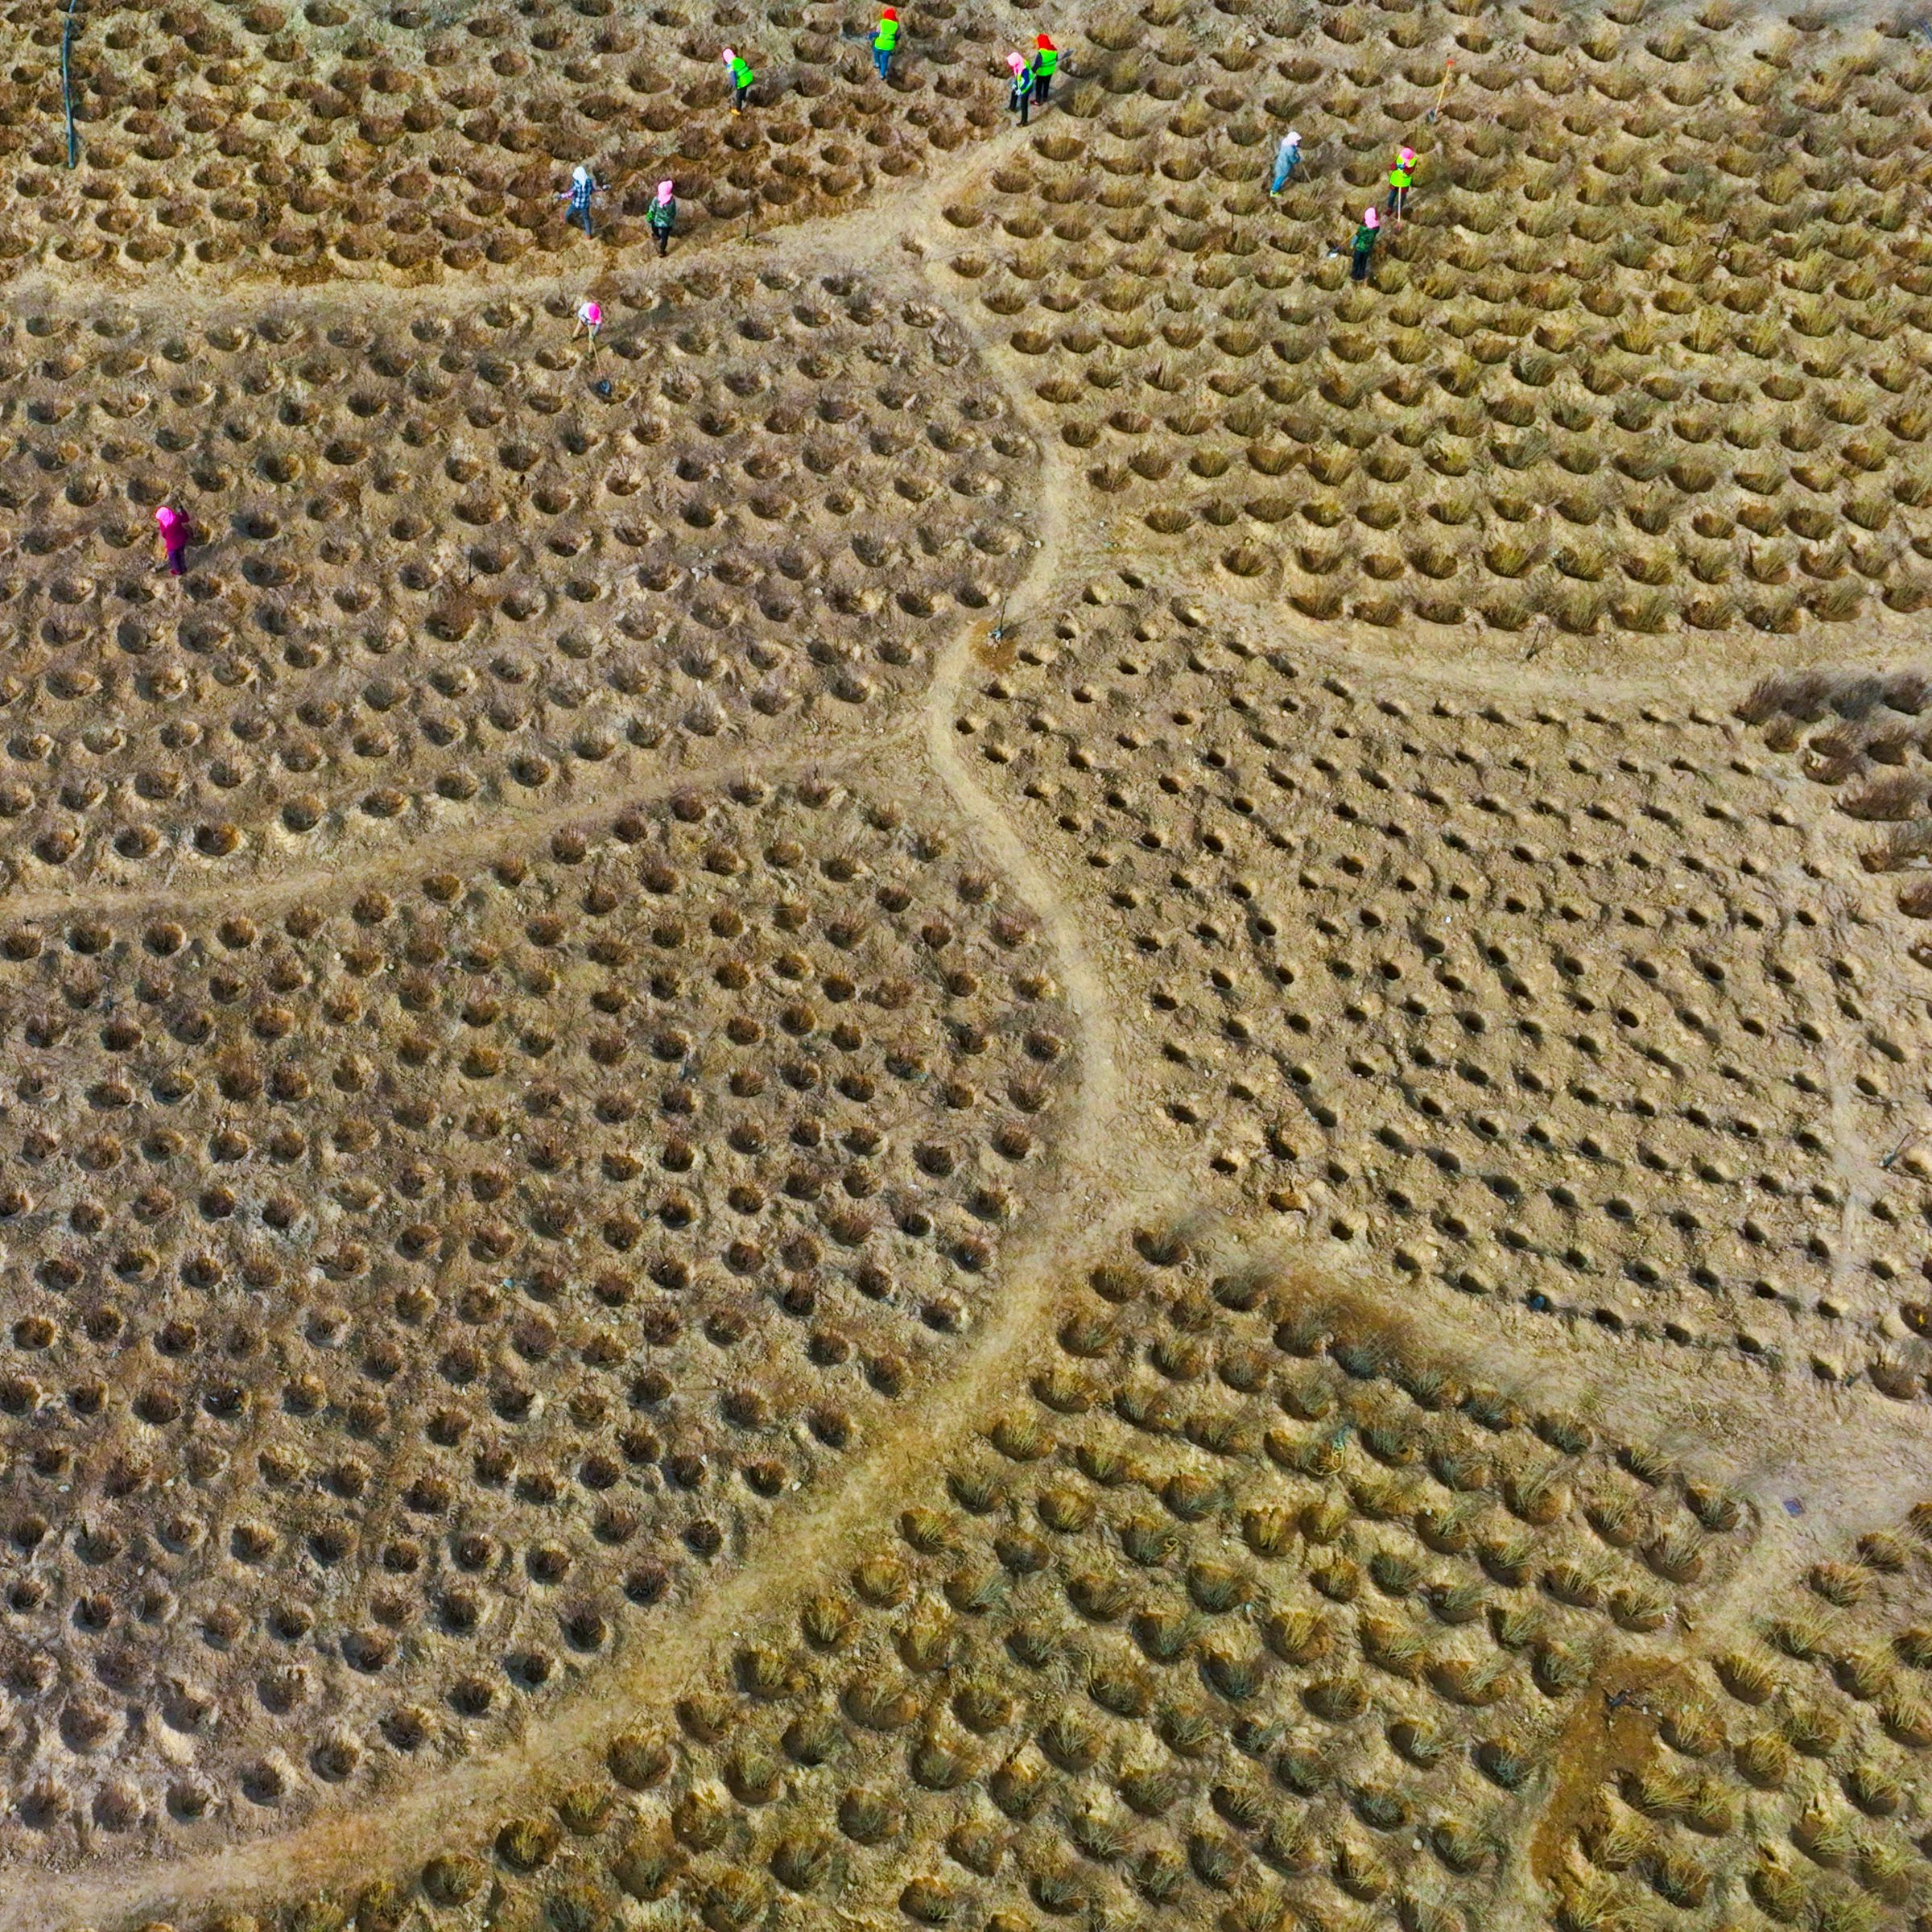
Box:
[62,0,80,167]
[1426,54,1454,123]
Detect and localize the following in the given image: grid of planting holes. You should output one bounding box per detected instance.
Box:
[0,778,1078,1856]
[0,270,1038,890]
[944,0,1932,638]
[1738,667,1932,935]
[1549,1505,1932,1932]
[962,577,1932,1399]
[0,0,1017,277]
[315,1254,1761,1932]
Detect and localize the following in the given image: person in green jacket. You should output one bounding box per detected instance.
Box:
[1351,205,1381,282]
[648,179,676,256]
[1030,32,1058,104]
[873,7,899,79]
[723,46,754,110]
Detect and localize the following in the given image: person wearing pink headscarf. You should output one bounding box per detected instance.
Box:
[1005,50,1034,126]
[573,299,603,343]
[154,503,191,576]
[647,180,677,257]
[1351,205,1381,283]
[1387,145,1415,219]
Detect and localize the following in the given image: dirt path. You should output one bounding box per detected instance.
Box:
[0,119,1174,1929]
[12,14,1932,1925]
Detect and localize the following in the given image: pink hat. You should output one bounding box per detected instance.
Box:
[1399,147,1415,164]
[155,506,180,532]
[655,180,674,202]
[722,46,735,61]
[1365,207,1381,228]
[580,301,602,324]
[1006,50,1025,70]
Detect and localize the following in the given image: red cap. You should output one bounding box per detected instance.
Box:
[881,6,896,15]
[1037,31,1055,44]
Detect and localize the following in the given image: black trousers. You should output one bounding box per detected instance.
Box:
[1352,246,1372,281]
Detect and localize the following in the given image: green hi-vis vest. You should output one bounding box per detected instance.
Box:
[731,55,754,85]
[1389,164,1412,191]
[1033,44,1058,72]
[875,17,899,48]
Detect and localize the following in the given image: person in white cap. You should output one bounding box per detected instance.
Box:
[1269,130,1302,195]
[559,165,603,237]
[648,180,677,256]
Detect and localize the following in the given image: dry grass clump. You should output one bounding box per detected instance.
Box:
[0,777,1077,1854]
[1552,1501,1932,1929]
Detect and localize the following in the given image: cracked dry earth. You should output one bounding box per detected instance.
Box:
[6,1,1932,1930]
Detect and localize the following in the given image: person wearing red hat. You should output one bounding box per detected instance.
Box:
[873,7,899,80]
[1030,32,1058,105]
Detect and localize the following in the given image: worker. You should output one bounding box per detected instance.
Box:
[1351,205,1380,282]
[648,180,677,256]
[558,165,603,237]
[873,7,899,79]
[1030,32,1058,105]
[1387,146,1414,217]
[1005,50,1034,126]
[724,46,754,110]
[1269,129,1302,195]
[572,299,603,344]
[155,503,191,577]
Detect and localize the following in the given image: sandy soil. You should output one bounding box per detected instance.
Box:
[2,1,1931,1929]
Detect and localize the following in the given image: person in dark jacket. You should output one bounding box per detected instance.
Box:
[1351,206,1381,282]
[559,165,603,236]
[1030,33,1058,104]
[648,180,676,255]
[1006,50,1034,125]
